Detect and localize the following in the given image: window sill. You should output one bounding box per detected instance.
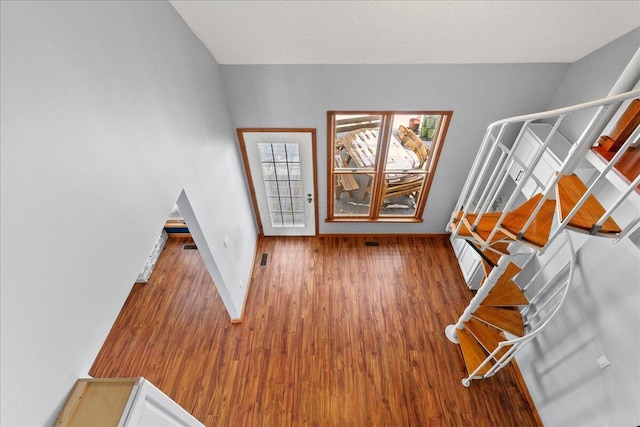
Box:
[326,217,424,224]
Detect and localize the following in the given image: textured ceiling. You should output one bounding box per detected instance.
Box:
[169,0,639,65]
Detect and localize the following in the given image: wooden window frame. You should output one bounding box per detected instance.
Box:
[326,110,452,223]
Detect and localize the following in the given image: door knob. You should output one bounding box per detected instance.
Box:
[307,193,313,203]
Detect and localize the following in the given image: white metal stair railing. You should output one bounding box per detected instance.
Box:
[446,88,640,386]
[460,232,576,387]
[449,89,640,253]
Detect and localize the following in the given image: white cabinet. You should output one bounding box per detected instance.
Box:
[508,123,572,199]
[55,377,204,427]
[450,238,484,290]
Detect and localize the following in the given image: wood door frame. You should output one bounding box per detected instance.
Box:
[237,128,319,237]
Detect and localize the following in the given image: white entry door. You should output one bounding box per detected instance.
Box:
[238,129,317,236]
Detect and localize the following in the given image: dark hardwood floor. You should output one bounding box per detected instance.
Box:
[90,235,542,426]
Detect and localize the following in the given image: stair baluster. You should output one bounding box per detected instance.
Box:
[446,89,640,386]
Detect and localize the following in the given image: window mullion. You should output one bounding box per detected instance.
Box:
[370,114,392,219]
[328,110,451,222]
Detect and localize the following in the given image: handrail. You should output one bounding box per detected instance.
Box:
[454,89,640,220]
[451,89,640,250]
[486,90,640,128]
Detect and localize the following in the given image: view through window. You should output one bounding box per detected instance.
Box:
[328,111,451,221]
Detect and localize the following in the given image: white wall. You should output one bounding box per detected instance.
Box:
[0,2,256,425]
[548,28,640,143]
[516,29,640,427]
[220,63,569,234]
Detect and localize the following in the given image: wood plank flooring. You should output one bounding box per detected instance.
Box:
[90,235,542,426]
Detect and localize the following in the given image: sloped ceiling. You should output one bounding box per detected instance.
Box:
[170,0,640,65]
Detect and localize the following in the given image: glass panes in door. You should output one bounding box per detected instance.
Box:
[258,142,305,227]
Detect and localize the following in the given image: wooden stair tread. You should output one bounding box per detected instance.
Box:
[483,278,529,307]
[480,260,521,284]
[472,306,525,337]
[450,211,512,244]
[591,145,640,192]
[497,262,522,284]
[487,241,511,260]
[479,259,520,288]
[464,318,511,361]
[557,174,621,234]
[449,211,474,238]
[449,211,514,247]
[501,194,556,248]
[462,212,512,244]
[457,328,493,376]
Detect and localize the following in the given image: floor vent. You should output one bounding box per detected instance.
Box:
[183,244,198,250]
[364,241,380,247]
[260,253,269,267]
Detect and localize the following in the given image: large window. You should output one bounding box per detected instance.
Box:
[328,111,451,221]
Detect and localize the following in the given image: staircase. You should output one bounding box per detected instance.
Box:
[446,89,640,387]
